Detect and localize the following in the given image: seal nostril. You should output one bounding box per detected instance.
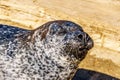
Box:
[78,34,83,39]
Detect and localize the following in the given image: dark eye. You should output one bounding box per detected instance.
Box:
[78,34,83,39]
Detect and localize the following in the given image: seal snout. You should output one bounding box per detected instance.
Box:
[84,33,94,50]
[71,32,94,60]
[76,32,93,49]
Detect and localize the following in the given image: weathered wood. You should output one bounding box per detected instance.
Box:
[0,0,120,79]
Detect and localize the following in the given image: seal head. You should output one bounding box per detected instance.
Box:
[32,20,93,61]
[0,20,94,80]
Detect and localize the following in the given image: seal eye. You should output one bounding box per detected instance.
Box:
[77,34,83,39]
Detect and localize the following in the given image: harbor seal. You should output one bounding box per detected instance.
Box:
[0,20,93,80]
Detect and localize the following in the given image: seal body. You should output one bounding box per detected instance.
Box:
[0,20,93,80]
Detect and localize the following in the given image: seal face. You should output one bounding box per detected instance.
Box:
[0,20,93,80]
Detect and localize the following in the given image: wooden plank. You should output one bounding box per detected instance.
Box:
[0,0,120,79]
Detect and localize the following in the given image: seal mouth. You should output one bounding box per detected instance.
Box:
[76,47,88,60]
[64,44,87,60]
[64,35,93,60]
[79,48,86,51]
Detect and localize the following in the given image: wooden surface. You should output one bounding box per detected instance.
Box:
[0,0,120,79]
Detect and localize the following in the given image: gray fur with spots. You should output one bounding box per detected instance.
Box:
[0,20,93,80]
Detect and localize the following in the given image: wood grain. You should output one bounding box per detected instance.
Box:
[0,0,120,79]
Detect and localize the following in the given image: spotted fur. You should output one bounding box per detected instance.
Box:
[0,20,93,80]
